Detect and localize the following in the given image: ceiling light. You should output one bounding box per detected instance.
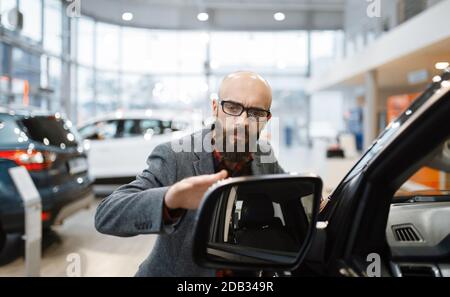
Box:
[273,12,285,21]
[435,62,449,70]
[122,12,133,21]
[197,12,209,22]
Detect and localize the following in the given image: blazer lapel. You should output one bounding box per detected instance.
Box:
[251,152,266,175]
[193,128,215,176]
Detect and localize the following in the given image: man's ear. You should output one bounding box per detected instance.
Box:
[212,99,219,117]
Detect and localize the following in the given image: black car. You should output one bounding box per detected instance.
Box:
[192,69,450,277]
[0,109,94,252]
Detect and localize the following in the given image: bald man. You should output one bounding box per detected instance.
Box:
[95,71,284,277]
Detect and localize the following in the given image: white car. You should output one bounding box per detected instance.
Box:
[78,110,199,194]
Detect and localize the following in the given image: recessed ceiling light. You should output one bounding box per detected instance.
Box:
[197,12,209,22]
[435,62,449,70]
[273,12,285,21]
[122,12,133,21]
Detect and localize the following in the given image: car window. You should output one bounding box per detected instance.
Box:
[0,114,25,145]
[171,120,189,132]
[80,120,118,140]
[394,137,450,200]
[386,136,450,270]
[78,123,97,139]
[99,120,119,139]
[122,119,142,137]
[140,119,162,135]
[117,119,163,137]
[20,116,79,148]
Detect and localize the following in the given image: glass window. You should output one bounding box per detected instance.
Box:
[121,74,154,110]
[0,114,23,145]
[0,42,9,75]
[394,137,450,200]
[146,31,178,73]
[119,119,162,137]
[77,66,95,123]
[43,0,62,54]
[96,23,120,70]
[140,119,162,135]
[96,70,120,112]
[48,57,61,109]
[80,120,118,140]
[121,27,150,73]
[121,119,142,137]
[178,31,207,73]
[148,75,208,108]
[78,122,97,139]
[210,31,308,74]
[77,17,95,66]
[11,48,40,100]
[20,0,42,42]
[122,29,207,74]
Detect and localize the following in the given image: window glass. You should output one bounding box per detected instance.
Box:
[77,17,94,66]
[20,0,42,42]
[0,114,22,145]
[44,0,62,54]
[96,23,119,70]
[21,116,79,147]
[394,137,450,200]
[140,119,162,135]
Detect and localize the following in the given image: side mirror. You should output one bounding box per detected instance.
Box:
[193,174,322,272]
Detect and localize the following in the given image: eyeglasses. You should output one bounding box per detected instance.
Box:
[219,100,271,122]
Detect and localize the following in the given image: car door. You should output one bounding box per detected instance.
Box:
[385,135,450,277]
[80,120,120,180]
[109,118,165,178]
[304,73,450,277]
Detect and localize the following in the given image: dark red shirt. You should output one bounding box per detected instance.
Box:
[212,149,253,177]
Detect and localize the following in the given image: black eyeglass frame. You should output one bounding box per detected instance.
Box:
[219,99,271,121]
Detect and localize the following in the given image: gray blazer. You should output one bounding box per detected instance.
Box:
[94,128,284,277]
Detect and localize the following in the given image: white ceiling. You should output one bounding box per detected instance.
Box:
[81,0,345,30]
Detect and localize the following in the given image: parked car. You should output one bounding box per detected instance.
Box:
[192,69,450,277]
[0,109,94,252]
[77,110,198,194]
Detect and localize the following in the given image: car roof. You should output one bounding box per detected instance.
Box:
[77,109,198,127]
[0,105,66,118]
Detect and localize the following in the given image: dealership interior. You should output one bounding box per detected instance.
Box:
[0,0,449,277]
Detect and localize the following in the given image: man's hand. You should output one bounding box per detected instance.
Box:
[164,170,228,210]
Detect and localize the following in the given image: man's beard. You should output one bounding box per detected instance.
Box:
[213,122,259,163]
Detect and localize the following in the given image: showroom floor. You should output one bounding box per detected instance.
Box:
[0,199,156,277]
